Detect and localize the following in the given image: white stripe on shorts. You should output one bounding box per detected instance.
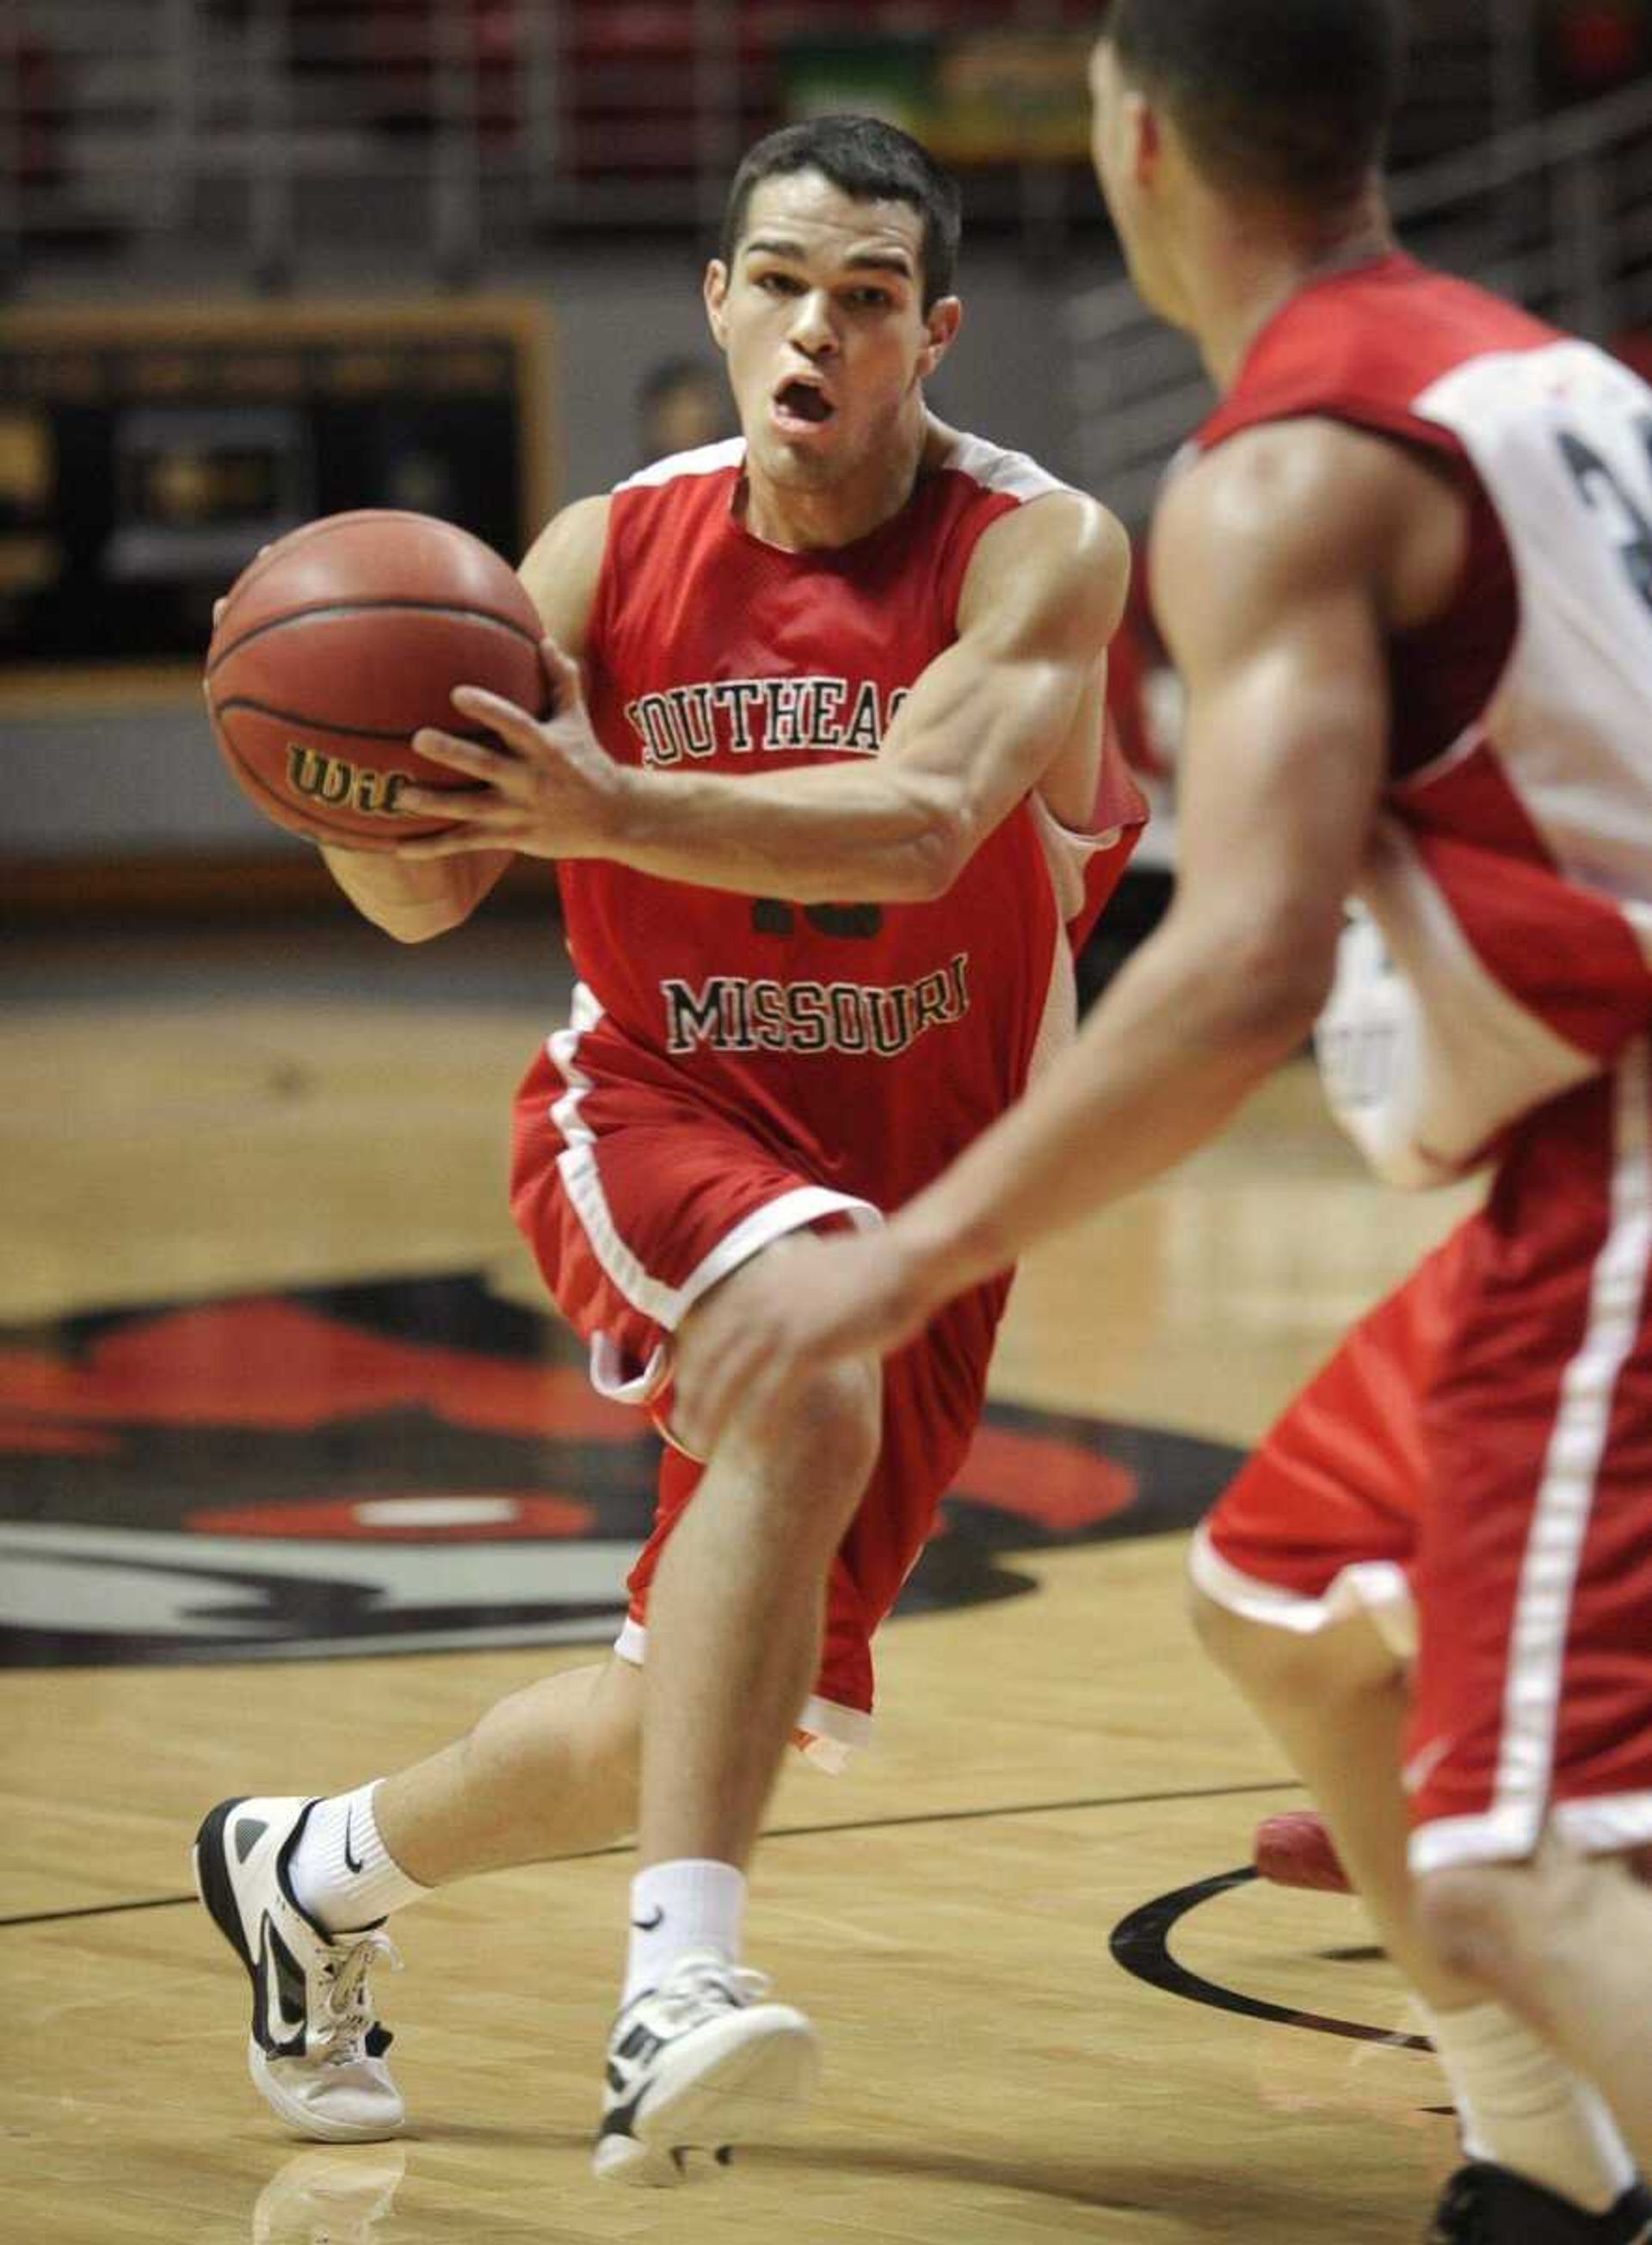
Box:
[1411,1040,1652,1875]
[545,981,879,1335]
[1186,1522,1417,1661]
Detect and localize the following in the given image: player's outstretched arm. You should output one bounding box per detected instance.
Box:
[322,496,611,941]
[673,423,1403,1450]
[392,489,1128,900]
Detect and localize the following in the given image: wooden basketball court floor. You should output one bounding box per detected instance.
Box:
[0,907,1483,2244]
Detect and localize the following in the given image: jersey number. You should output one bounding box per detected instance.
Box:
[1557,416,1652,615]
[750,898,885,939]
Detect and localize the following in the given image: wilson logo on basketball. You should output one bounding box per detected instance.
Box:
[286,747,410,817]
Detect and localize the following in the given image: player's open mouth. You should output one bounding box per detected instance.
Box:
[772,379,835,431]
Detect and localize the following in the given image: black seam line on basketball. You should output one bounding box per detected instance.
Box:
[212,697,504,745]
[206,600,540,675]
[1109,1866,1433,2054]
[0,1779,1303,1927]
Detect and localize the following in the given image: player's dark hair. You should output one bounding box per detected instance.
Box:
[1102,0,1405,202]
[720,116,962,307]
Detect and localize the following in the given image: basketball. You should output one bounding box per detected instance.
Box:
[204,510,548,849]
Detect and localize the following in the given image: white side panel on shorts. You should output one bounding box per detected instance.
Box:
[1186,1523,1418,1663]
[546,983,879,1339]
[1410,1039,1652,1872]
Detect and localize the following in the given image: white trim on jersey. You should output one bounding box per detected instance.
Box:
[615,428,1068,507]
[614,435,746,493]
[1412,339,1652,958]
[1409,1039,1652,1875]
[939,427,1071,504]
[1022,794,1137,1087]
[1186,1522,1419,1663]
[1317,850,1594,1191]
[1028,792,1127,925]
[546,979,603,1147]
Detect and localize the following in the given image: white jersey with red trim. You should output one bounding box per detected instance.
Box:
[1193,256,1652,1187]
[556,428,1146,1217]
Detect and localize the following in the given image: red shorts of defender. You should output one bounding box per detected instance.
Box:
[1195,1047,1652,1872]
[509,1011,1008,1760]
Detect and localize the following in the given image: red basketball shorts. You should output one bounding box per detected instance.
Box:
[1194,1046,1652,1872]
[509,994,1007,1761]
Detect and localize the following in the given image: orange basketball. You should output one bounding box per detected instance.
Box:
[205,510,547,849]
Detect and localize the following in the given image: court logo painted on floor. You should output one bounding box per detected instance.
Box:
[0,1274,1242,1667]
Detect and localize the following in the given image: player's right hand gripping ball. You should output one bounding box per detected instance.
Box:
[204,509,548,849]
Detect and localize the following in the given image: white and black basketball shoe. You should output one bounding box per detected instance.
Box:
[193,1796,404,2143]
[594,1949,818,2186]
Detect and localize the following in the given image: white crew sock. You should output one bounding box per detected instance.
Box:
[622,1859,746,2006]
[288,1781,430,1934]
[1423,1999,1637,2213]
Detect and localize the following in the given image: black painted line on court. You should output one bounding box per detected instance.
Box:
[0,1775,1301,1929]
[0,1891,204,1930]
[1109,1866,1431,2051]
[758,1775,1300,1848]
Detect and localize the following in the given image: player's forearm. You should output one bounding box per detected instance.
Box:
[886,912,1330,1306]
[604,762,965,904]
[597,649,1091,902]
[322,845,513,941]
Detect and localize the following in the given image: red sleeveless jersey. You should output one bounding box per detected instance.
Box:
[1189,251,1652,1182]
[558,432,1144,1213]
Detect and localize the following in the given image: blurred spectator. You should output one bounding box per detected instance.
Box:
[1541,0,1649,97]
[636,357,737,464]
[7,13,66,199]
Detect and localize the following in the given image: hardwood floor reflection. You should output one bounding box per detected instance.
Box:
[0,916,1475,2242]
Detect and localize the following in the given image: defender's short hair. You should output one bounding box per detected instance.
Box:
[1103,0,1406,201]
[720,115,963,307]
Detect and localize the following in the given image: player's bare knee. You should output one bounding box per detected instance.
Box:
[767,1354,881,1500]
[1413,1861,1559,1998]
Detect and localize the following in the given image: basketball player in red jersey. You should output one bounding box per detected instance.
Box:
[191,116,1143,2180]
[673,9,1652,2239]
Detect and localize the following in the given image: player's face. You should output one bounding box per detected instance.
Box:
[705,172,959,490]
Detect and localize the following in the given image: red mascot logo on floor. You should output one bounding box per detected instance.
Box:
[0,1276,1239,1667]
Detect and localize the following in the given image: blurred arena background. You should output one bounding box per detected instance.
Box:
[3,16,1652,2239]
[4,0,1648,930]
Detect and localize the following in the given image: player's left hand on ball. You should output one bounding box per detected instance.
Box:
[397,638,628,860]
[672,1228,934,1454]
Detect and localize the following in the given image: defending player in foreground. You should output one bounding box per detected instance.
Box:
[673,9,1652,2240]
[191,116,1142,2180]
